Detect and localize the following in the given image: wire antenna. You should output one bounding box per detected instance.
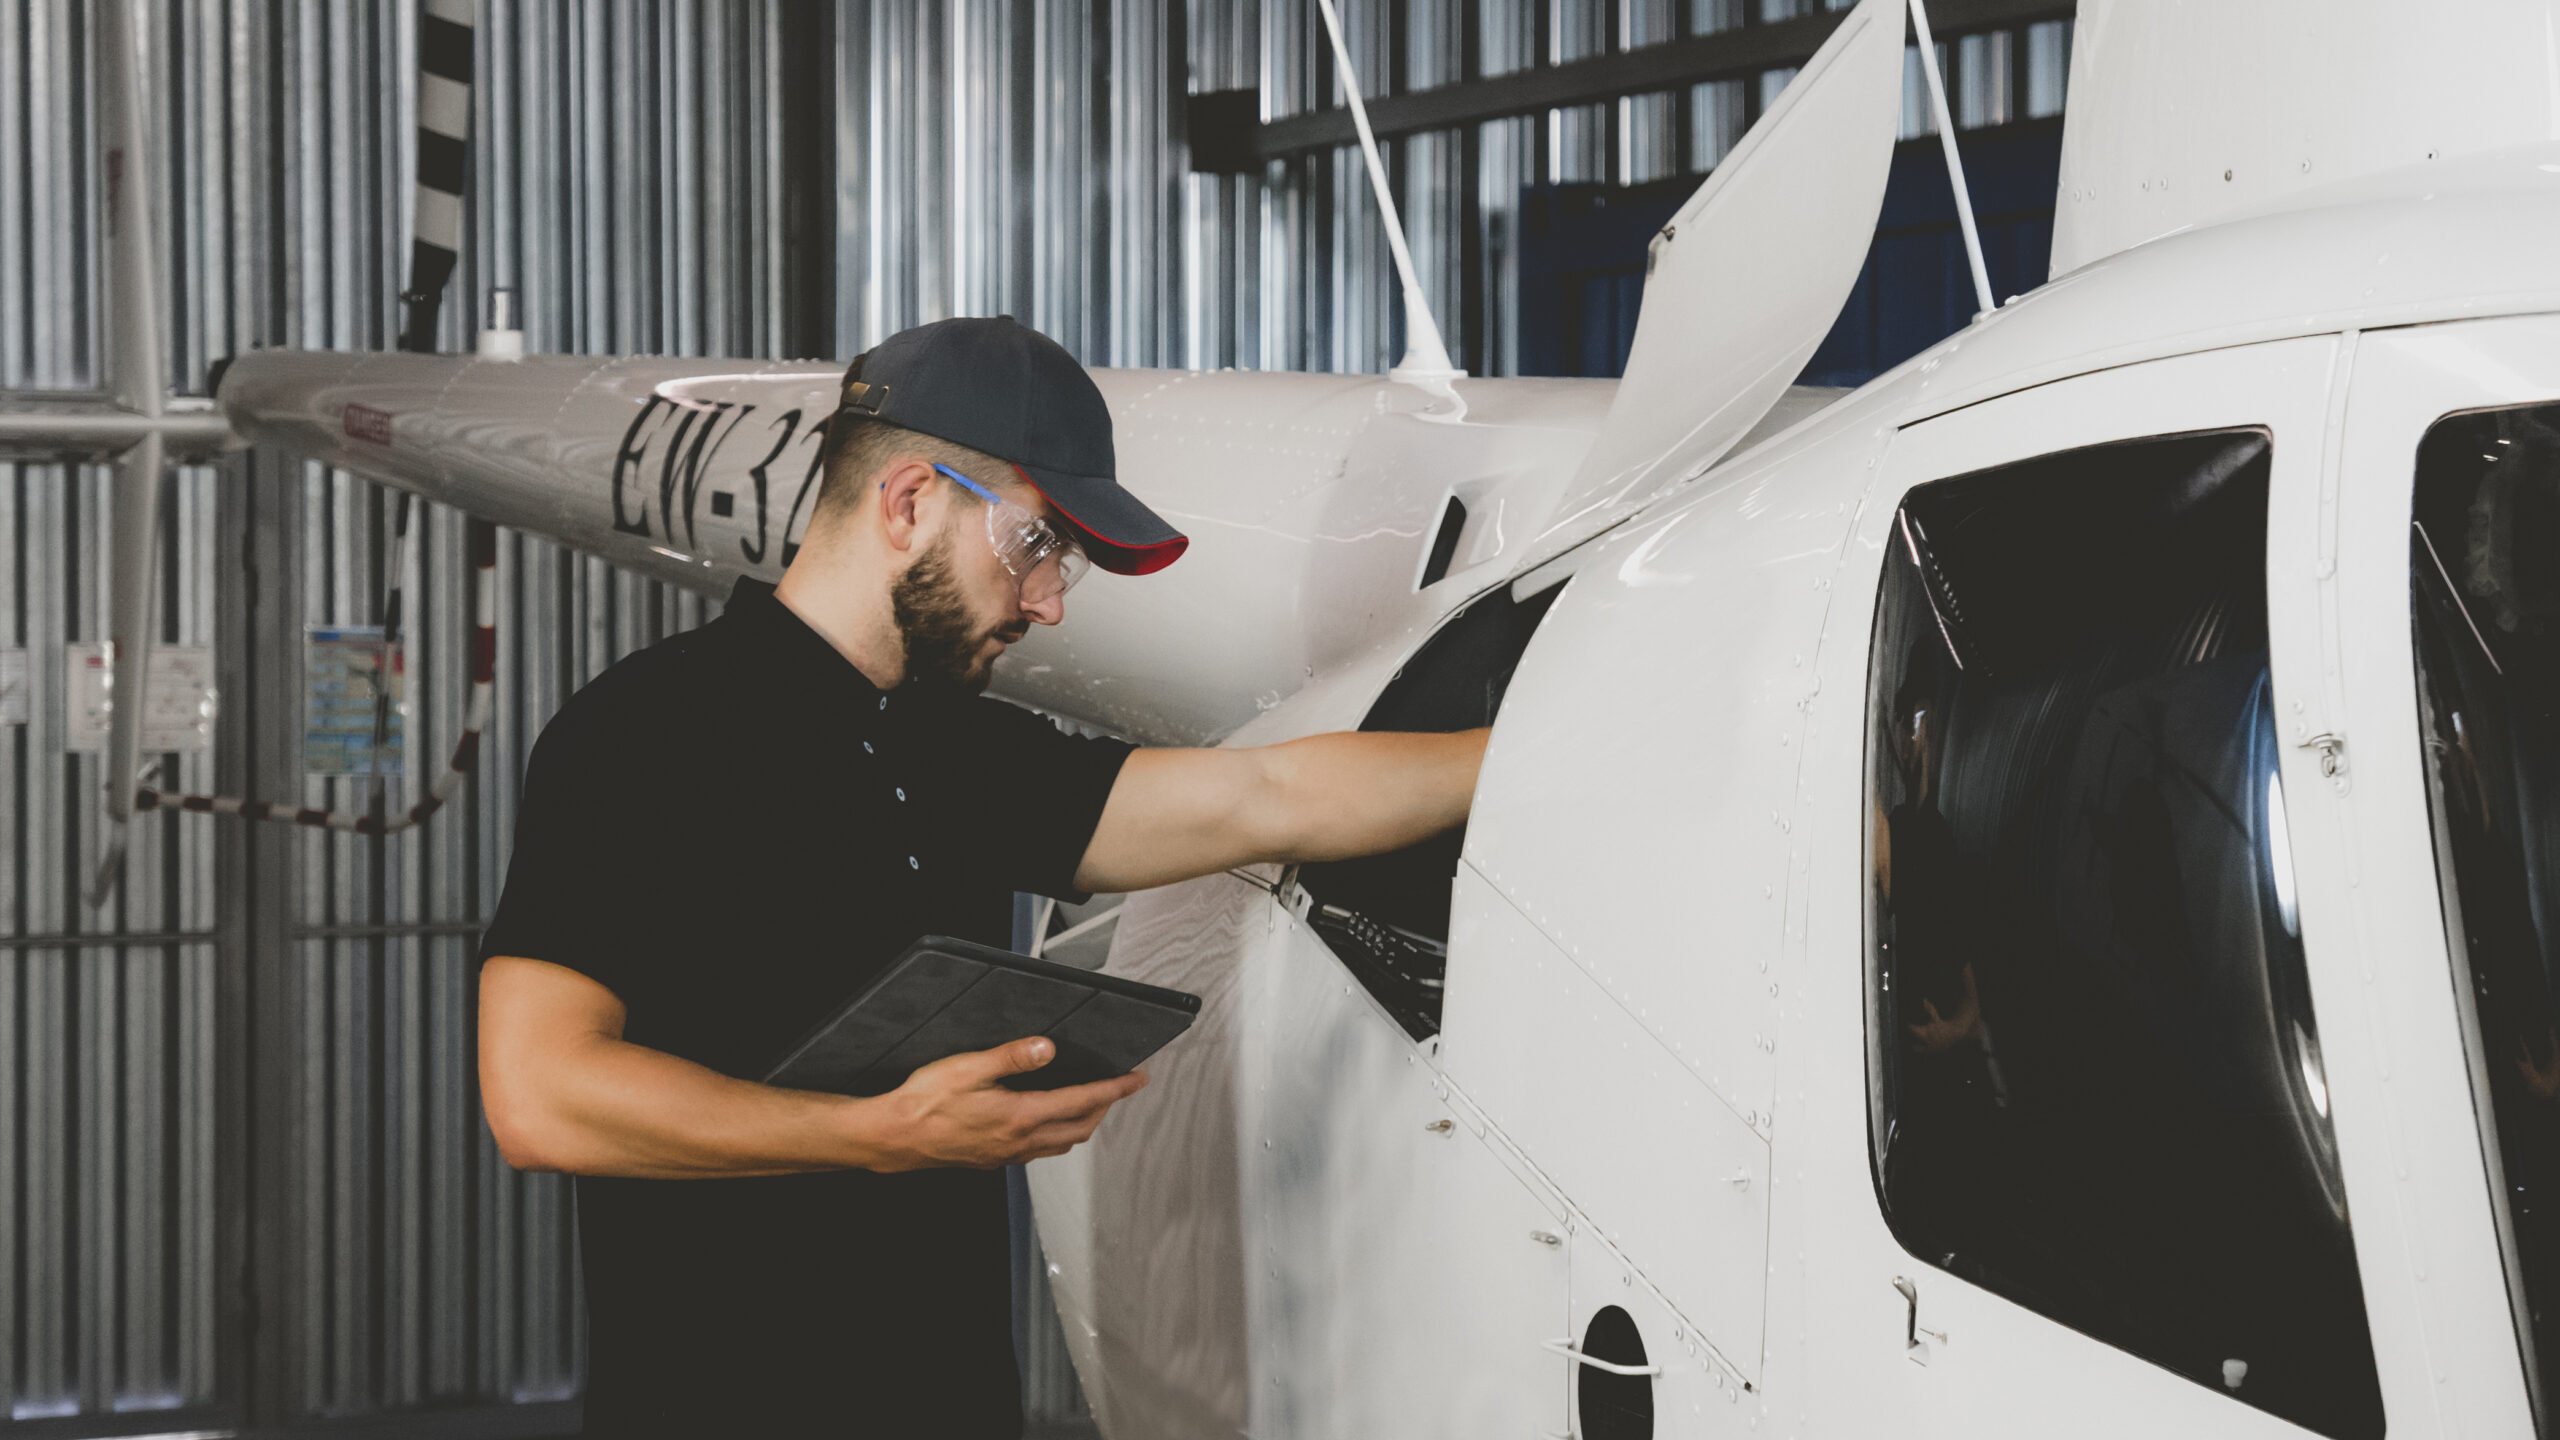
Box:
[1311,0,1462,385]
[1906,0,1996,318]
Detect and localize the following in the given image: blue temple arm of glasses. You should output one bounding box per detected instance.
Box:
[931,462,1004,506]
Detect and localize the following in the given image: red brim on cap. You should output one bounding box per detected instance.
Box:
[1010,463,1190,576]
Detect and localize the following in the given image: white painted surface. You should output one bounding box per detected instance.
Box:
[1466,396,1893,1134]
[1442,863,1770,1386]
[2054,0,2560,274]
[1888,144,2560,431]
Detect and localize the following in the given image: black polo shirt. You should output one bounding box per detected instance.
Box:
[479,578,1133,1438]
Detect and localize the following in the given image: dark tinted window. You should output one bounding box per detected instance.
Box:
[1865,430,2381,1438]
[2413,403,2560,1426]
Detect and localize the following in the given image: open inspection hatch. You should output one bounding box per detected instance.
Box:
[1296,574,1566,1040]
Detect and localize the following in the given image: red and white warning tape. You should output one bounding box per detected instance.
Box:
[134,519,497,837]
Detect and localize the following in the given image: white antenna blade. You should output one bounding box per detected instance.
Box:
[1312,0,1461,385]
[1907,0,1995,318]
[1537,0,1902,549]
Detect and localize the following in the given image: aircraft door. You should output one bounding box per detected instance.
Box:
[1813,339,2404,1440]
[2281,316,2560,1434]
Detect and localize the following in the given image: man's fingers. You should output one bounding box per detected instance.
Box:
[993,1074,1147,1145]
[1020,1112,1112,1155]
[993,1036,1057,1075]
[924,1036,1056,1088]
[1011,1069,1147,1124]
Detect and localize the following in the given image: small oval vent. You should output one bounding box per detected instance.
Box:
[1577,1304,1653,1440]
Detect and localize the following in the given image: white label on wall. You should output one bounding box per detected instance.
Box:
[65,643,219,752]
[0,649,25,725]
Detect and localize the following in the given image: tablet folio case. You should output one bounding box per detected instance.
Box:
[761,935,1200,1096]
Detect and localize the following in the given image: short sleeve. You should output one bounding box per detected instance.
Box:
[478,711,655,999]
[943,697,1136,901]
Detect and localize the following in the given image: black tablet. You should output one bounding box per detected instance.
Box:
[760,934,1201,1096]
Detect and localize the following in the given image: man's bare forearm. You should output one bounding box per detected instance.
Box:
[1259,727,1487,862]
[486,1029,896,1179]
[480,956,1144,1179]
[1071,727,1490,893]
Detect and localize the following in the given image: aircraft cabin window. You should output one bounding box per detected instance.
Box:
[1298,580,1563,1040]
[1864,429,2383,1439]
[2411,402,2560,1423]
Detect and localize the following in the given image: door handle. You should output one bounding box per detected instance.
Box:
[1543,1337,1663,1377]
[1892,1276,1945,1364]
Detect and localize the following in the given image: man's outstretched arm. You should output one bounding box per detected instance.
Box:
[1071,728,1489,895]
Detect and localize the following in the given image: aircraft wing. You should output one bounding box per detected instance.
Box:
[217,350,1620,745]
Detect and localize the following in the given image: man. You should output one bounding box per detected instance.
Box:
[476,315,1488,1437]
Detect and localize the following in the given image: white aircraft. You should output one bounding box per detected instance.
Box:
[29,0,2560,1435]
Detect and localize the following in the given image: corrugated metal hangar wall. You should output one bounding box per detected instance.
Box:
[0,0,2068,1432]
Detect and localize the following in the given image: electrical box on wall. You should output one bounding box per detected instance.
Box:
[64,643,217,753]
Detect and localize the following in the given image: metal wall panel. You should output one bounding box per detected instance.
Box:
[5,0,227,1417]
[5,0,787,1427]
[245,0,782,1420]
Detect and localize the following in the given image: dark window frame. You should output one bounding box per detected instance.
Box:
[1859,425,2383,1438]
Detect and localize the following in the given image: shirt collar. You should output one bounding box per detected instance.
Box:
[723,577,886,706]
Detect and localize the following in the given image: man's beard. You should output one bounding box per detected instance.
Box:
[891,533,1003,691]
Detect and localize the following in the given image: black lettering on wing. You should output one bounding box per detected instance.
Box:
[780,415,831,567]
[739,409,801,566]
[657,402,731,551]
[611,395,670,537]
[649,404,703,543]
[675,402,755,549]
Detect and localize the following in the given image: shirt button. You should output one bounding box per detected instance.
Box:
[878,696,888,711]
[895,787,906,801]
[862,741,874,754]
[908,856,920,870]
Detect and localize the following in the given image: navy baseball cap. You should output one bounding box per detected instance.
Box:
[836,316,1188,576]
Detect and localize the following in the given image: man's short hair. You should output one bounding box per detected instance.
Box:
[812,414,1017,527]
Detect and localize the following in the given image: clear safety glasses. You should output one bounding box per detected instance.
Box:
[931,463,1092,605]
